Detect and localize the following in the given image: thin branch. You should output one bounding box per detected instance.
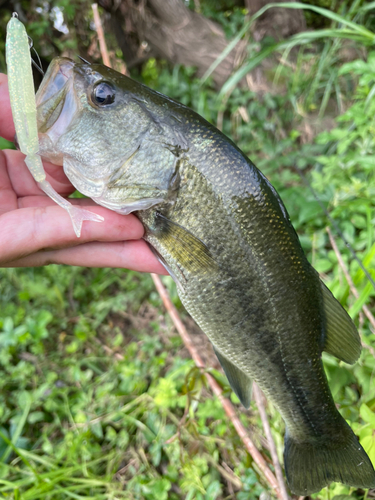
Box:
[92,335,124,361]
[326,227,375,333]
[151,273,284,500]
[205,455,243,489]
[92,3,111,67]
[253,383,290,500]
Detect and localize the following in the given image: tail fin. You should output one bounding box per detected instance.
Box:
[284,422,375,496]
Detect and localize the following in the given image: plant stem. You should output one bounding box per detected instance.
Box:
[253,383,290,500]
[92,3,111,67]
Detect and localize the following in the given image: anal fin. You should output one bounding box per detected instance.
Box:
[213,347,252,408]
[321,281,361,364]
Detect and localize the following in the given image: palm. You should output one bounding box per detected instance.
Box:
[1,148,74,211]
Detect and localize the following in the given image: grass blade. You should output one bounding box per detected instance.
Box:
[1,395,31,463]
[200,18,252,85]
[219,3,375,99]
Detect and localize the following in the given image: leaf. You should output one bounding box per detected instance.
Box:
[361,434,375,465]
[339,59,371,76]
[28,411,45,424]
[359,1,375,12]
[349,281,374,319]
[332,496,356,500]
[360,404,375,427]
[152,378,178,408]
[90,421,103,439]
[204,480,222,500]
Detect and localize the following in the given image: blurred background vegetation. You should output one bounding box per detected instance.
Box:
[1,0,375,498]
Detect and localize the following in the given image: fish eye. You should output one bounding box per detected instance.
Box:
[92,82,115,106]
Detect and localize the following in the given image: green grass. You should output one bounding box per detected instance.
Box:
[0,267,268,499]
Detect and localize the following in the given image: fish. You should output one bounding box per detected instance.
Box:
[33,56,375,496]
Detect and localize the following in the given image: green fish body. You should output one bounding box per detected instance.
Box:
[34,57,375,495]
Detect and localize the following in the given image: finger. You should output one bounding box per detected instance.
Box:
[0,182,110,216]
[2,149,75,198]
[0,204,145,265]
[18,196,107,209]
[4,239,167,275]
[0,73,15,142]
[0,150,17,214]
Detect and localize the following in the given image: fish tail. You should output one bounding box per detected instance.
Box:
[284,421,375,495]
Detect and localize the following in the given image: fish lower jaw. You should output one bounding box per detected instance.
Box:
[38,134,65,166]
[92,196,164,214]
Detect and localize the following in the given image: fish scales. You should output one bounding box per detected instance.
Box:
[31,57,375,495]
[141,121,333,437]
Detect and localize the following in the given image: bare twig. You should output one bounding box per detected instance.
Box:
[253,383,290,500]
[151,273,284,499]
[326,227,375,333]
[222,460,241,494]
[92,3,111,67]
[92,336,124,361]
[205,455,243,489]
[115,458,137,479]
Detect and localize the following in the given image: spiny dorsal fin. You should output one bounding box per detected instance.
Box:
[213,347,252,408]
[152,213,218,275]
[321,281,361,364]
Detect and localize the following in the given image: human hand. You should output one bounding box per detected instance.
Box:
[0,73,166,274]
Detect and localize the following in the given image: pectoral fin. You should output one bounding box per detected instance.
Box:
[213,347,252,408]
[321,281,361,364]
[146,242,183,291]
[150,213,218,275]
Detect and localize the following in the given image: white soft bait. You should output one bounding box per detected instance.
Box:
[6,13,103,237]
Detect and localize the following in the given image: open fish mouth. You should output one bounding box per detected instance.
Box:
[36,57,77,142]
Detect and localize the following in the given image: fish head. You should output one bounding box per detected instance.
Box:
[35,57,183,208]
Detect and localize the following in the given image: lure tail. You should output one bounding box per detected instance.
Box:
[284,420,375,495]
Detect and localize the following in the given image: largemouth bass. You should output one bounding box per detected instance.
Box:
[33,57,375,495]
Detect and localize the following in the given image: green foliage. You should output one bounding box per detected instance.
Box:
[314,52,375,203]
[0,0,94,73]
[237,469,265,499]
[218,2,375,99]
[2,2,375,499]
[308,51,375,332]
[0,265,253,499]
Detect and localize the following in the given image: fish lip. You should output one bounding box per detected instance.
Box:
[36,57,78,151]
[36,57,75,109]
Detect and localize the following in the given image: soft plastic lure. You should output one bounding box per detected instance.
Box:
[5,13,103,237]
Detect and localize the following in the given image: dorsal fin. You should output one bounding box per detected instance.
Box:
[321,282,361,364]
[213,347,252,408]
